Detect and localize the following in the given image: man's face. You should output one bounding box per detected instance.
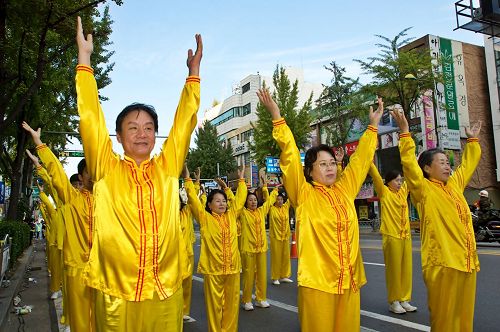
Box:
[79,167,93,192]
[116,110,156,165]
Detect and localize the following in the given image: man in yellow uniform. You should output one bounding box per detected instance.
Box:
[75,17,202,331]
[392,110,481,331]
[23,123,95,332]
[259,89,383,331]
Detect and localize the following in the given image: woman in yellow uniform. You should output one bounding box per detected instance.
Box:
[258,89,383,331]
[240,180,279,311]
[369,164,417,314]
[268,191,293,285]
[184,164,246,332]
[392,110,481,331]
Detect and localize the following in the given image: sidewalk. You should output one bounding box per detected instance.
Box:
[0,238,60,331]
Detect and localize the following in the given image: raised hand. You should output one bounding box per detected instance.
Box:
[368,97,384,128]
[187,34,203,77]
[237,164,246,179]
[36,180,44,193]
[334,147,345,163]
[182,163,190,179]
[22,121,43,146]
[390,106,409,133]
[257,89,281,120]
[25,150,41,167]
[194,167,201,183]
[76,16,93,66]
[215,177,227,189]
[465,121,482,139]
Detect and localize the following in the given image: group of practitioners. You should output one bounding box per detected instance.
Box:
[21,16,483,332]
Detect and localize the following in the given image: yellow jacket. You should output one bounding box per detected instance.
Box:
[239,186,278,253]
[76,65,199,301]
[36,166,66,250]
[269,199,291,241]
[272,118,378,294]
[399,134,480,272]
[39,191,57,246]
[369,164,411,239]
[36,145,93,274]
[185,179,247,275]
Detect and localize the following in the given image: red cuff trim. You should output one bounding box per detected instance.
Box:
[366,125,378,133]
[399,132,411,138]
[36,165,43,171]
[76,65,94,74]
[35,144,47,151]
[272,118,286,127]
[238,178,246,183]
[185,178,192,182]
[467,138,479,143]
[186,76,200,83]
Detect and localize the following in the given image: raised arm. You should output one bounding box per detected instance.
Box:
[260,186,279,215]
[159,35,202,176]
[183,164,205,224]
[258,89,306,207]
[336,99,383,198]
[369,163,385,198]
[391,108,425,201]
[233,165,248,214]
[451,121,482,190]
[76,16,116,181]
[23,122,75,204]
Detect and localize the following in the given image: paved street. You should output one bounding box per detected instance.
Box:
[1,229,499,331]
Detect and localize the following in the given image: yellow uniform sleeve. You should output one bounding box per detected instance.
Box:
[369,163,386,198]
[398,133,425,202]
[185,179,205,225]
[449,138,481,191]
[36,166,60,204]
[262,186,269,201]
[225,185,235,208]
[39,191,56,216]
[259,187,278,216]
[231,179,248,215]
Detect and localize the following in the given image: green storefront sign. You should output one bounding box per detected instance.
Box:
[439,38,459,131]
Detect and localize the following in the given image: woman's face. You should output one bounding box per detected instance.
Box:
[424,153,451,183]
[246,194,258,210]
[275,195,284,207]
[310,151,337,186]
[387,175,403,191]
[208,193,227,214]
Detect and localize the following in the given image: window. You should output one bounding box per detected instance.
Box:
[241,103,251,116]
[242,82,250,94]
[241,129,253,142]
[243,152,251,164]
[210,109,235,127]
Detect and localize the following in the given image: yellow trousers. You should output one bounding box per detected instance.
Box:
[48,245,63,293]
[382,235,412,303]
[60,266,69,326]
[298,286,360,332]
[270,237,291,280]
[64,266,95,332]
[241,251,267,303]
[95,288,183,332]
[423,266,476,332]
[182,255,195,315]
[203,273,240,332]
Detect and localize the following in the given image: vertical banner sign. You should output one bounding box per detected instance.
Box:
[0,181,4,204]
[423,90,437,149]
[251,162,259,188]
[440,38,461,149]
[451,41,470,137]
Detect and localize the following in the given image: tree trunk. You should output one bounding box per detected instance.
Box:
[6,125,27,221]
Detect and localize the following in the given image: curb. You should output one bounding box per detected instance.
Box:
[0,245,34,330]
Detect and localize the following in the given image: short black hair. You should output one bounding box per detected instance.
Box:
[115,103,158,133]
[384,169,401,185]
[304,144,336,183]
[69,174,80,184]
[205,189,228,213]
[418,148,446,179]
[77,158,86,176]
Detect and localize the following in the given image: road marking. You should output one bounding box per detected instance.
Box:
[361,310,430,331]
[192,275,432,331]
[364,262,385,266]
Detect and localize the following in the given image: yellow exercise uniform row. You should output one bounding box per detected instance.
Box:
[272,117,378,331]
[36,145,94,332]
[185,178,247,332]
[399,133,480,331]
[369,164,413,305]
[76,64,199,331]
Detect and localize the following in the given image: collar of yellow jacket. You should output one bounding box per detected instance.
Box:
[429,178,446,186]
[311,181,334,190]
[123,154,152,168]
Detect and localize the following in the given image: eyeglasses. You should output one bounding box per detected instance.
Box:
[315,161,337,170]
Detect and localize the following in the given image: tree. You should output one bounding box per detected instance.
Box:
[0,1,121,220]
[250,66,314,167]
[355,27,436,119]
[187,121,237,179]
[314,61,370,148]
